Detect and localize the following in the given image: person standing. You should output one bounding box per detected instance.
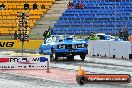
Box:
[14,31,18,39]
[47,26,52,38]
[89,32,100,40]
[43,30,48,43]
[33,3,38,10]
[123,26,129,41]
[67,1,74,9]
[41,4,45,9]
[79,2,84,9]
[24,2,29,10]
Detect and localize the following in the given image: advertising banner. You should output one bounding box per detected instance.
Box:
[0,56,50,70]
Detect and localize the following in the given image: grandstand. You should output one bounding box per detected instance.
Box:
[52,0,132,35]
[0,0,55,36]
[0,0,132,38]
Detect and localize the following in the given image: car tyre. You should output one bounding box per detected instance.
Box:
[80,53,86,61]
[51,50,58,61]
[76,76,86,85]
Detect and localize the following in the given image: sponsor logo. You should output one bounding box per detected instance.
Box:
[76,74,131,85]
[0,42,14,47]
[0,57,48,64]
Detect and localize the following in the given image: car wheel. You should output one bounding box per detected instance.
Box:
[80,53,86,61]
[67,55,74,61]
[76,76,86,85]
[51,50,58,61]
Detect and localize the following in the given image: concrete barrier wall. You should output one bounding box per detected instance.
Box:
[0,40,43,50]
[88,40,132,59]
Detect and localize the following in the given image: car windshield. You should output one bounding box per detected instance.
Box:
[51,35,75,42]
[107,35,115,39]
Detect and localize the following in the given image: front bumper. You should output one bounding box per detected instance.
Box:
[55,48,88,56]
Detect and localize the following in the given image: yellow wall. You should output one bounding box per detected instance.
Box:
[0,40,43,50]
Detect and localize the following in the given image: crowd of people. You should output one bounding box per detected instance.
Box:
[67,1,84,9]
[0,3,45,10]
[24,3,45,10]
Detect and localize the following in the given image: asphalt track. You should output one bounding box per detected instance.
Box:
[0,72,131,88]
[0,51,132,88]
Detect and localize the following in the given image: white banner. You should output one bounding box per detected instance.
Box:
[0,55,50,70]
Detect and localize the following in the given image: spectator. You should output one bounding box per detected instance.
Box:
[119,29,124,40]
[2,3,5,9]
[123,26,129,41]
[47,26,52,37]
[79,2,84,9]
[24,2,29,10]
[129,35,132,42]
[0,3,5,10]
[43,30,48,43]
[41,4,45,9]
[89,32,100,40]
[67,1,74,9]
[33,3,38,10]
[75,3,79,9]
[14,31,18,39]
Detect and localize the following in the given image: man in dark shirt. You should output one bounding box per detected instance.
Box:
[67,1,74,9]
[24,2,29,10]
[41,4,45,9]
[33,3,38,10]
[123,26,129,41]
[43,30,48,43]
[0,3,5,10]
[75,3,79,9]
[14,31,18,39]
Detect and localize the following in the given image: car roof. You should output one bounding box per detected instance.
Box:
[96,33,106,35]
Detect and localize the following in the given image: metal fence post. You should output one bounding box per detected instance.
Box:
[46,60,50,73]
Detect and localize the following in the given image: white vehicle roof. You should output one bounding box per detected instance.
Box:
[46,35,76,43]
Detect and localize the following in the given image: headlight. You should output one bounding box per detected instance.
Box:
[77,44,87,48]
[58,44,65,49]
[77,44,82,48]
[82,44,85,47]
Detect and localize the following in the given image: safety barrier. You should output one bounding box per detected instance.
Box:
[0,55,50,72]
[88,40,132,59]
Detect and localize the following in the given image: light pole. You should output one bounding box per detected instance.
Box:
[80,12,83,38]
[114,0,117,36]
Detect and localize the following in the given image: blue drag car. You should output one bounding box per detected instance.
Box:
[39,35,88,61]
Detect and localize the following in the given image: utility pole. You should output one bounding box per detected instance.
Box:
[80,13,82,38]
[114,0,117,36]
